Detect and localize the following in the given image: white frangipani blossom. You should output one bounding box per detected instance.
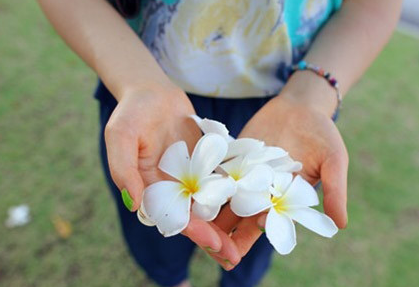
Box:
[219,145,292,214]
[244,145,302,173]
[190,115,265,160]
[231,172,338,255]
[190,115,232,142]
[138,133,235,237]
[136,115,339,254]
[191,115,303,220]
[137,202,155,227]
[219,155,274,193]
[241,139,302,173]
[191,115,301,170]
[268,155,303,173]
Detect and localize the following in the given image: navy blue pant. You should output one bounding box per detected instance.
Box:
[95,81,275,287]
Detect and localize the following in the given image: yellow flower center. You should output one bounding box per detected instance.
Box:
[271,196,287,213]
[229,170,242,181]
[181,176,200,197]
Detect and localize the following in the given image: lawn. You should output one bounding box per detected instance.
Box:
[1,1,419,286]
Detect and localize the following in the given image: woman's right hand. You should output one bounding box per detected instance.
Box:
[37,0,240,268]
[104,86,241,268]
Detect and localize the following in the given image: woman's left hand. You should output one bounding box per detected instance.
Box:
[213,92,349,260]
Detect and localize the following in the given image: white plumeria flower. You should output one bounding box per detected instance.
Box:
[242,139,302,173]
[242,145,288,166]
[266,154,303,173]
[137,133,235,237]
[219,155,274,193]
[226,147,299,217]
[219,144,290,196]
[243,145,302,174]
[231,172,338,255]
[190,115,232,142]
[190,115,265,160]
[191,115,302,171]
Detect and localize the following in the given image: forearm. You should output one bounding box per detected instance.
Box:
[37,0,177,101]
[279,0,402,117]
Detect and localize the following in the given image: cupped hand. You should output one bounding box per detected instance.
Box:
[104,86,240,267]
[214,92,349,259]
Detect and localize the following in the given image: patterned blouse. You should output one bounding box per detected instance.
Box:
[126,0,342,98]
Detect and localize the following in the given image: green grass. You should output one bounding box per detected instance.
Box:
[1,1,419,286]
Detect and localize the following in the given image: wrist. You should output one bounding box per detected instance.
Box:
[117,80,184,103]
[117,82,195,119]
[278,70,339,118]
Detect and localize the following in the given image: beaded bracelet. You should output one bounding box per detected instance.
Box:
[290,60,342,121]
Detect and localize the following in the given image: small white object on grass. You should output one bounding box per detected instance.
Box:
[5,204,31,228]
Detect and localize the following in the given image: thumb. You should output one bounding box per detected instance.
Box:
[105,124,144,211]
[320,149,349,229]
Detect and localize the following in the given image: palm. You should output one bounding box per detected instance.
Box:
[107,90,201,186]
[240,103,345,185]
[136,118,202,186]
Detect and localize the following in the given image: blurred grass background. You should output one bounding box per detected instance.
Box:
[1,1,419,286]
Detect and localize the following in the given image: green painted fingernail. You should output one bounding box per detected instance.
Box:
[205,246,218,253]
[121,189,134,211]
[259,227,266,233]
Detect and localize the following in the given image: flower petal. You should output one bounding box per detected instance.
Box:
[237,164,274,192]
[193,174,236,206]
[156,194,191,237]
[189,114,203,126]
[286,207,338,238]
[158,141,190,181]
[219,155,244,176]
[265,208,297,255]
[137,201,156,227]
[271,172,293,197]
[230,188,272,217]
[200,119,230,140]
[192,201,221,221]
[245,146,288,166]
[270,155,303,173]
[283,175,319,207]
[190,115,231,141]
[142,181,190,236]
[190,133,228,178]
[142,181,182,221]
[225,138,265,160]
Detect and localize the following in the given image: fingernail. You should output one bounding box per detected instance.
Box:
[222,259,235,271]
[121,188,134,211]
[258,227,265,233]
[223,259,234,267]
[205,246,218,253]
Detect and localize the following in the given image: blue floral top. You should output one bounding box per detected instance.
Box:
[126,0,342,98]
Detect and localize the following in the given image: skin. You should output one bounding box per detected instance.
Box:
[37,0,402,278]
[213,0,403,260]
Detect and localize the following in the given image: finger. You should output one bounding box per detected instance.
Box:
[105,122,144,211]
[208,222,241,267]
[213,204,241,233]
[209,253,237,271]
[203,222,241,271]
[183,217,241,271]
[182,214,222,252]
[321,150,349,229]
[207,206,242,270]
[230,216,263,257]
[206,244,237,271]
